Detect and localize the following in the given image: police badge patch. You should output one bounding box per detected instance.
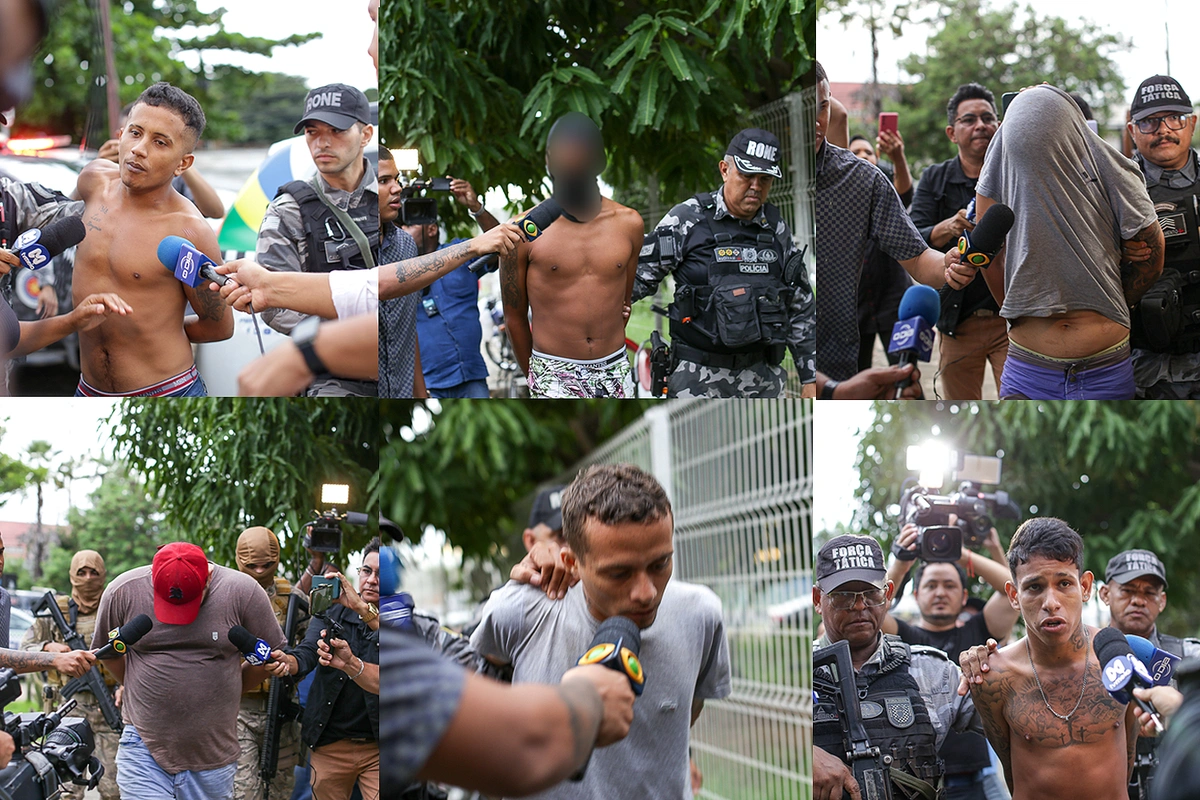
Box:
[884,695,916,728]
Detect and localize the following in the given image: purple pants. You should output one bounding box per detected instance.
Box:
[1000,339,1134,400]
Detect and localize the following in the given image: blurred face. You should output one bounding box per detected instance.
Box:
[1005,556,1093,647]
[305,120,371,180]
[1130,112,1197,171]
[815,79,831,152]
[359,552,380,605]
[719,159,773,220]
[849,139,877,164]
[1099,576,1166,639]
[367,0,379,69]
[119,103,194,190]
[523,523,564,553]
[947,98,997,162]
[567,514,674,629]
[914,563,967,627]
[378,158,402,224]
[0,0,41,99]
[815,579,893,651]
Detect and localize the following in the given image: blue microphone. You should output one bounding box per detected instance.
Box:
[1125,633,1181,686]
[228,625,274,666]
[10,217,86,271]
[887,284,939,399]
[156,235,227,289]
[1095,626,1164,732]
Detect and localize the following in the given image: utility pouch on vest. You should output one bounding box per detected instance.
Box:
[757,287,791,346]
[311,178,376,269]
[1136,268,1186,352]
[711,283,764,348]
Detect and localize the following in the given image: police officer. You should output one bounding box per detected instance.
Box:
[257,83,379,397]
[19,550,119,800]
[633,128,814,398]
[1098,549,1200,800]
[232,526,308,800]
[1127,75,1200,398]
[813,535,981,800]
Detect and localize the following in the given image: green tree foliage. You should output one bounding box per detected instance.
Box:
[40,461,176,593]
[380,0,814,229]
[0,426,34,504]
[108,400,379,575]
[891,0,1127,167]
[21,0,319,143]
[377,400,651,561]
[852,401,1200,634]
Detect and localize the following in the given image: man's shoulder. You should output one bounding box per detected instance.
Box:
[662,579,723,622]
[105,565,151,594]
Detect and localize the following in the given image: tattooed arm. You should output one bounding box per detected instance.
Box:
[0,647,96,677]
[967,651,1014,793]
[182,224,234,343]
[501,238,533,376]
[379,223,523,301]
[1119,220,1165,307]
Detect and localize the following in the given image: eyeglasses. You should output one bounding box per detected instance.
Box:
[1113,584,1163,601]
[955,114,998,127]
[1135,114,1191,134]
[358,566,376,578]
[826,588,887,610]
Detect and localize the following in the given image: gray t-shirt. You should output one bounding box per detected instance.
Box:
[470,580,732,800]
[976,84,1156,327]
[93,564,286,772]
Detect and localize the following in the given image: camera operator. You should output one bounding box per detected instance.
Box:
[93,542,285,799]
[266,539,380,800]
[880,523,1018,800]
[813,534,982,800]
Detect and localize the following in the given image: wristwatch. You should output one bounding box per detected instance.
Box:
[820,378,839,400]
[468,204,486,219]
[292,316,327,376]
[359,603,379,624]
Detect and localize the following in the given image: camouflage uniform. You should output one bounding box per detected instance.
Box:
[633,187,814,398]
[256,159,378,397]
[21,598,120,800]
[234,576,308,800]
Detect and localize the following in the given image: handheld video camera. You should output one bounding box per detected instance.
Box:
[895,453,1021,563]
[0,668,104,799]
[399,177,453,226]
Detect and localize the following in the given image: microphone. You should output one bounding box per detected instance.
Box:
[957,203,1015,269]
[228,625,274,666]
[94,614,154,659]
[466,198,563,275]
[887,284,940,399]
[570,615,646,781]
[156,235,227,288]
[1095,626,1163,733]
[9,217,87,271]
[1125,633,1181,686]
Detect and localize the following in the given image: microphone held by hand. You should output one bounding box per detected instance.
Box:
[888,284,940,399]
[466,198,563,275]
[957,203,1015,269]
[11,216,87,271]
[157,235,226,288]
[228,625,275,666]
[94,614,154,659]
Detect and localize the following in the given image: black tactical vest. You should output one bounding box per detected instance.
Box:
[278,179,380,274]
[1130,633,1186,800]
[814,637,945,792]
[1131,151,1200,353]
[668,193,793,356]
[0,189,17,305]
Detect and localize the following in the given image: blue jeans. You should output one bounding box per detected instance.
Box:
[430,378,490,398]
[116,724,237,800]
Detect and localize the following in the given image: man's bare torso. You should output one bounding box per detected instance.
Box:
[523,197,642,360]
[973,628,1134,800]
[1009,311,1129,358]
[74,160,217,391]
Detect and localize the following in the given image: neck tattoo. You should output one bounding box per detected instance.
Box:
[1027,627,1089,722]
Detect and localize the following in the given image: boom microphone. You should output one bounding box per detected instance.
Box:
[570,615,646,781]
[1095,626,1163,733]
[9,216,87,271]
[1125,633,1181,686]
[957,203,1015,269]
[228,625,274,666]
[466,198,563,275]
[93,614,153,659]
[156,235,226,288]
[887,284,940,399]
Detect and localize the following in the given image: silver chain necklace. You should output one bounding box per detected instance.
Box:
[1027,627,1090,722]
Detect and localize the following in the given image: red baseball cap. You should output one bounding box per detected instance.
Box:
[152,542,210,625]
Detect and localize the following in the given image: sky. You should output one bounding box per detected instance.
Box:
[813,401,876,533]
[819,0,1199,112]
[183,0,378,93]
[0,400,118,527]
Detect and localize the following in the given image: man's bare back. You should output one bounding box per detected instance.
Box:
[503,197,643,366]
[971,625,1135,800]
[74,152,230,392]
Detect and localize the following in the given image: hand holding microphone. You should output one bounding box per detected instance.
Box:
[464,221,525,272]
[570,616,646,780]
[212,259,271,313]
[947,203,1016,288]
[1,216,87,275]
[1095,626,1165,733]
[94,614,154,660]
[887,285,939,400]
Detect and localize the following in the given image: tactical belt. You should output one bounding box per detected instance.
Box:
[672,341,782,370]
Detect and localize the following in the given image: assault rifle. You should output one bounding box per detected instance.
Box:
[258,591,307,800]
[813,639,893,800]
[32,592,123,733]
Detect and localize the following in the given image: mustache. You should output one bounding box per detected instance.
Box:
[1153,135,1180,147]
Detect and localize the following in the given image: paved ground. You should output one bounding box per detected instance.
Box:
[869,336,1000,400]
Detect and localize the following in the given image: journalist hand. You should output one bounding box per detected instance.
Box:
[213,259,272,312]
[944,247,979,291]
[0,251,17,275]
[510,540,578,600]
[1132,686,1184,735]
[317,635,355,672]
[53,649,97,678]
[468,223,522,260]
[265,649,299,678]
[560,664,635,747]
[69,293,133,332]
[814,745,862,800]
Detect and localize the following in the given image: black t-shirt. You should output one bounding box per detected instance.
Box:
[894,612,994,774]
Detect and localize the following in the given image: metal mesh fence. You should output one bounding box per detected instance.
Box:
[574,399,813,799]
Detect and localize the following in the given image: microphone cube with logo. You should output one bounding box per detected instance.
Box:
[248,639,273,666]
[12,229,52,271]
[889,317,935,362]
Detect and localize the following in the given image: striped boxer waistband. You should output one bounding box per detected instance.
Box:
[77,364,201,397]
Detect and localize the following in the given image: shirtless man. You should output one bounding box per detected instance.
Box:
[73,82,231,396]
[967,517,1136,800]
[500,112,643,398]
[970,84,1164,400]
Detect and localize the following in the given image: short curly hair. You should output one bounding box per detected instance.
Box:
[561,464,672,562]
